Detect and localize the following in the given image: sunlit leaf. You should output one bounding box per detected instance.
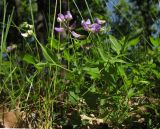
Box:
[83,67,100,79]
[127,88,135,98]
[109,35,121,55]
[150,36,160,47]
[35,62,47,70]
[125,37,139,50]
[23,54,36,65]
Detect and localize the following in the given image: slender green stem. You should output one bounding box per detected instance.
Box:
[29,0,40,60]
[1,0,6,57]
[51,0,58,46]
[84,0,94,21]
[72,0,83,20]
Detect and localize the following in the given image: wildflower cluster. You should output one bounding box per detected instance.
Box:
[81,18,105,33]
[55,11,74,33]
[55,11,105,38]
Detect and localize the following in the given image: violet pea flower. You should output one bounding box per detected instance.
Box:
[90,23,101,33]
[71,31,85,39]
[81,19,102,33]
[57,13,65,22]
[81,19,91,31]
[65,11,73,21]
[85,19,91,25]
[55,27,64,33]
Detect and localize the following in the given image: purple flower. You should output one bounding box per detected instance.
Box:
[81,22,89,31]
[7,46,13,52]
[85,19,91,25]
[94,18,106,25]
[57,13,65,22]
[64,11,73,21]
[71,31,85,39]
[81,19,91,31]
[57,11,73,22]
[55,27,64,32]
[81,19,102,33]
[90,23,101,33]
[6,44,17,52]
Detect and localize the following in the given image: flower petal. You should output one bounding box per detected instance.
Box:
[21,33,29,37]
[57,13,65,22]
[65,11,73,21]
[27,30,33,35]
[6,44,17,52]
[85,19,91,25]
[81,20,90,31]
[55,27,65,32]
[95,18,106,25]
[71,31,85,39]
[90,23,101,33]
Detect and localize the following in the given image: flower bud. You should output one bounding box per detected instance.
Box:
[55,27,65,33]
[57,13,65,22]
[94,18,106,25]
[65,11,73,21]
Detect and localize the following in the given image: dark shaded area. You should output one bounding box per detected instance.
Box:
[109,0,159,41]
[5,0,22,45]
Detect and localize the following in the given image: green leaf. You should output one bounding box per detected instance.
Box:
[89,85,96,93]
[128,28,143,40]
[37,41,72,72]
[50,38,59,50]
[127,88,135,98]
[69,91,79,105]
[110,57,126,64]
[117,65,127,79]
[35,62,47,70]
[139,80,150,85]
[125,37,139,50]
[150,36,160,47]
[83,67,100,79]
[23,54,36,64]
[63,50,71,61]
[105,25,111,32]
[98,47,109,62]
[39,44,56,64]
[109,35,121,55]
